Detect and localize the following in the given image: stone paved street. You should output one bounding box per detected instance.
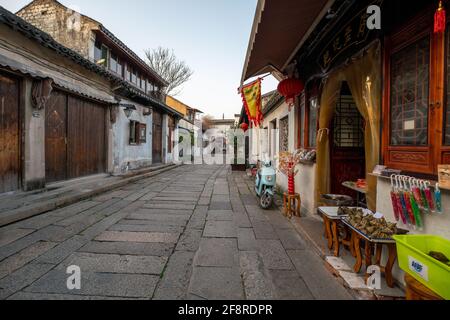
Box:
[0,165,353,300]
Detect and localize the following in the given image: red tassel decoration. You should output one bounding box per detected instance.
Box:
[434,1,446,34]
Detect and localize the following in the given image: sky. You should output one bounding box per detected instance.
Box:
[0,0,278,119]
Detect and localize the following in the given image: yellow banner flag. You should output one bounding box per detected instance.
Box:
[240,79,263,127]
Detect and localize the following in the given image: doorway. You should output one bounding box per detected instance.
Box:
[0,72,20,193]
[45,90,107,183]
[152,110,163,164]
[330,82,366,198]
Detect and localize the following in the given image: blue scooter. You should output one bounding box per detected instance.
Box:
[255,161,277,209]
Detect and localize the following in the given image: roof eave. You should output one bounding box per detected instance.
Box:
[241,0,335,83]
[96,26,169,87]
[240,0,266,85]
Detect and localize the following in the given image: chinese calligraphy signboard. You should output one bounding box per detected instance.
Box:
[318,0,383,72]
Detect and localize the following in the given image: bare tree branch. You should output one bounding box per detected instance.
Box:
[145,47,193,96]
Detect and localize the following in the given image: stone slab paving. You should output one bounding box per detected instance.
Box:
[0,165,353,300]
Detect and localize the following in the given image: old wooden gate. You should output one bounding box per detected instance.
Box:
[45,90,106,183]
[152,110,163,164]
[0,72,20,194]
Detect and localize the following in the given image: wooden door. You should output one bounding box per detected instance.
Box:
[67,96,106,179]
[0,72,20,193]
[45,90,67,183]
[152,110,163,164]
[46,91,106,183]
[330,86,366,197]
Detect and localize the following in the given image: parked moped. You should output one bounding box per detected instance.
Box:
[255,161,276,209]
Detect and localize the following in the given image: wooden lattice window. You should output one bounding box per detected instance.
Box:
[333,86,364,148]
[382,8,450,174]
[390,36,430,146]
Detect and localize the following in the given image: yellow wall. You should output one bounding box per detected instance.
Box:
[166,96,188,116]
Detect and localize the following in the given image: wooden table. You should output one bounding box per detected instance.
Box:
[342,219,398,288]
[405,274,444,300]
[342,181,368,208]
[318,207,354,257]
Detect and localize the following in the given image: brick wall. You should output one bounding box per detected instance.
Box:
[17,0,98,59]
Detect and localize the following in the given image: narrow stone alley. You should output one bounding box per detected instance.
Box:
[0,165,352,300]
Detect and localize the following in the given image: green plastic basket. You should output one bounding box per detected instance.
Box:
[393,235,450,300]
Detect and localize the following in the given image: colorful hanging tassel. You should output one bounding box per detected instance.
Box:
[435,1,447,34]
[403,192,417,228]
[390,191,401,222]
[411,181,424,209]
[399,192,412,227]
[409,192,423,230]
[435,184,443,214]
[424,182,436,213]
[420,182,430,214]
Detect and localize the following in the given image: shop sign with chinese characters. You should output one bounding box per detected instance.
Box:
[318,0,383,72]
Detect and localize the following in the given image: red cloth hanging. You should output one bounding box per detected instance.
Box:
[435,1,446,34]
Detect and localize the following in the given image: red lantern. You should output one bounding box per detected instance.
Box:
[277,78,304,107]
[434,1,446,34]
[240,122,249,132]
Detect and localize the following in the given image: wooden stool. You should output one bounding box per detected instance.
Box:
[405,274,443,300]
[323,216,355,257]
[283,193,301,218]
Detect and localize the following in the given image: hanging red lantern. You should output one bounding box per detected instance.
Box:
[277,77,304,108]
[240,122,249,132]
[434,1,446,34]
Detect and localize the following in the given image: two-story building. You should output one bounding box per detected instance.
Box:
[0,2,182,195]
[16,0,182,173]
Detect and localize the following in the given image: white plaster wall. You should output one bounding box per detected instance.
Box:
[295,164,317,216]
[112,102,152,174]
[179,119,194,132]
[260,102,297,192]
[257,102,316,216]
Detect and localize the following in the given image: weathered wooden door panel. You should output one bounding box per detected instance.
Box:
[67,96,106,179]
[45,90,67,184]
[46,91,106,183]
[152,111,163,164]
[0,73,20,193]
[330,148,366,197]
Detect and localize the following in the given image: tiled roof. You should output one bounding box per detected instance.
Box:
[0,6,181,116]
[262,91,284,115]
[98,25,168,86]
